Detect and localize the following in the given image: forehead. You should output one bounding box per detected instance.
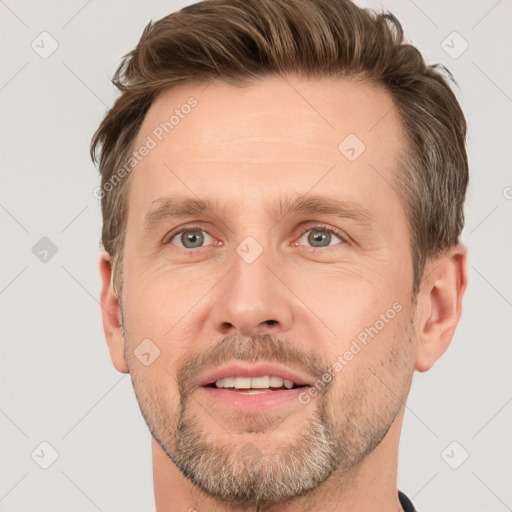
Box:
[127,76,405,220]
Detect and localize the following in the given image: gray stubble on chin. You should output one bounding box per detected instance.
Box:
[165,391,341,508]
[125,329,413,508]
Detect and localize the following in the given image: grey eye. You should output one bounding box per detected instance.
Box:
[298,229,343,248]
[171,229,213,249]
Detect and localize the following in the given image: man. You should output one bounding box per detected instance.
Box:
[91,0,468,510]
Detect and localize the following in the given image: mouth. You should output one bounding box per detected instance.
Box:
[205,375,307,393]
[197,363,313,412]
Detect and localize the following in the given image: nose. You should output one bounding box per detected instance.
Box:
[209,248,294,338]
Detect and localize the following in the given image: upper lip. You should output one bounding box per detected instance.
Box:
[197,362,315,387]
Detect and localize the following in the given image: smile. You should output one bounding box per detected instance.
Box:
[198,363,313,411]
[208,375,304,393]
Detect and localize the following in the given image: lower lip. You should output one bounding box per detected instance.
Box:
[199,386,308,412]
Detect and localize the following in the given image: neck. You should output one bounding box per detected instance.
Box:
[153,408,406,512]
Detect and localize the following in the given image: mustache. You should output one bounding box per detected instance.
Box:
[176,333,332,394]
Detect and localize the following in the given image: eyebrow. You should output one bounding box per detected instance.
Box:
[271,194,373,225]
[143,197,237,231]
[143,194,374,232]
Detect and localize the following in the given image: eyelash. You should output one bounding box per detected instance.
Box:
[164,223,349,250]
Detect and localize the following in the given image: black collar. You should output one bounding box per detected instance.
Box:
[398,491,417,512]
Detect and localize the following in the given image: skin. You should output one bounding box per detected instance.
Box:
[99,75,468,512]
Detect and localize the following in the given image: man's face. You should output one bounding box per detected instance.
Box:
[120,76,417,506]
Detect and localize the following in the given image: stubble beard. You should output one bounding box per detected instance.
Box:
[124,332,410,510]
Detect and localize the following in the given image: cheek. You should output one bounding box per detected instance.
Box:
[122,255,190,332]
[325,310,416,420]
[327,295,414,382]
[289,260,407,339]
[122,262,214,376]
[128,359,182,437]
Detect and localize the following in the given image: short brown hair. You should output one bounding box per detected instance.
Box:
[90,0,468,295]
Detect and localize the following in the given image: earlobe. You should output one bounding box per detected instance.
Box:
[414,244,468,372]
[99,251,129,374]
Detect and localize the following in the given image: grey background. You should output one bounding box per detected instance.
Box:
[0,0,511,510]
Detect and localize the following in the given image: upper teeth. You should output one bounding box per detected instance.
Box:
[215,376,295,389]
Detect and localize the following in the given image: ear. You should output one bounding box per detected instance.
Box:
[414,243,468,372]
[99,251,128,373]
